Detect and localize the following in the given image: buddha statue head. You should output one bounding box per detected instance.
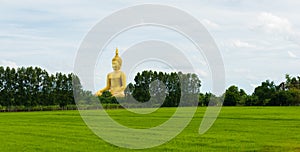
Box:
[112,48,122,71]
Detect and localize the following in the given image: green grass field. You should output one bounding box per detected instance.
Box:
[0,107,300,151]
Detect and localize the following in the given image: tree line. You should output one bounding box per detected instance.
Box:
[200,74,300,106]
[0,66,299,112]
[0,66,75,111]
[128,71,200,107]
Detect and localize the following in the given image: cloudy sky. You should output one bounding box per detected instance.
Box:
[1,0,300,94]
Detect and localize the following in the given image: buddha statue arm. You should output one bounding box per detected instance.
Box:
[95,74,111,96]
[120,72,126,91]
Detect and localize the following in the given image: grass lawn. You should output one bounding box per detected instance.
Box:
[0,107,300,151]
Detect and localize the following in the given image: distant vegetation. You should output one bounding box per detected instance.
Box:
[125,70,201,107]
[0,66,76,111]
[0,66,299,111]
[220,75,300,106]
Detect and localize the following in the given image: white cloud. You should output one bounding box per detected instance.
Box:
[250,83,258,89]
[252,12,300,45]
[256,12,293,34]
[201,19,220,30]
[229,39,256,48]
[233,68,250,73]
[0,60,18,68]
[288,51,298,58]
[195,69,208,78]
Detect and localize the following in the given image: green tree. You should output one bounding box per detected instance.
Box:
[285,74,300,89]
[129,71,201,107]
[224,85,240,106]
[253,80,276,106]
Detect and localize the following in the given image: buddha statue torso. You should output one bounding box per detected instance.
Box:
[107,71,126,96]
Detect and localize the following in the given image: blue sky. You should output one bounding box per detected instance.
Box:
[1,0,300,94]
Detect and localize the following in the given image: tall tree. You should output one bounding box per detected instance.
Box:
[253,80,277,106]
[224,85,240,106]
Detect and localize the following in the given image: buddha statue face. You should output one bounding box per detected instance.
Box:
[112,48,122,71]
[112,60,120,71]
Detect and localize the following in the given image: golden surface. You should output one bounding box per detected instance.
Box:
[96,48,126,97]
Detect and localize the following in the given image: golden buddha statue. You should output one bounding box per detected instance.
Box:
[96,48,126,97]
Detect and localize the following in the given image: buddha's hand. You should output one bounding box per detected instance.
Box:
[95,90,102,96]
